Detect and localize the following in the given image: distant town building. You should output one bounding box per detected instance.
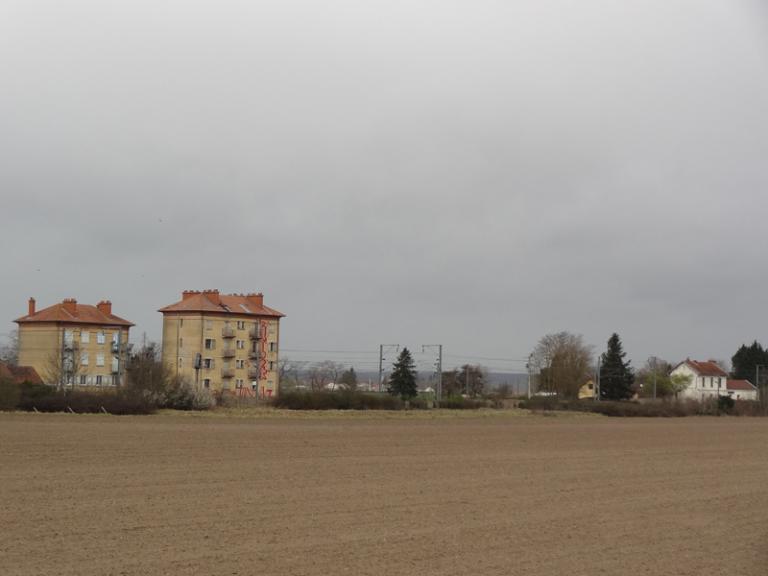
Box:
[724,379,758,401]
[15,298,133,387]
[159,290,284,398]
[670,359,731,401]
[0,360,42,385]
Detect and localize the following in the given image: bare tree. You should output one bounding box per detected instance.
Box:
[0,329,19,366]
[531,332,593,399]
[125,341,169,402]
[45,344,84,389]
[307,361,344,391]
[278,357,301,391]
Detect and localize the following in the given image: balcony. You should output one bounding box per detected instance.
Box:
[248,366,261,379]
[222,347,236,359]
[222,326,235,338]
[248,349,260,361]
[249,326,262,340]
[221,367,235,379]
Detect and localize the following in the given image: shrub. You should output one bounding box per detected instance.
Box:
[160,378,215,410]
[717,395,735,414]
[438,396,488,410]
[273,390,404,410]
[0,377,21,411]
[20,389,156,415]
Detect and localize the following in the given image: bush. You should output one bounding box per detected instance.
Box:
[160,378,215,410]
[0,378,21,411]
[438,396,488,410]
[20,389,156,415]
[717,395,735,414]
[273,390,404,410]
[518,397,737,417]
[17,382,57,409]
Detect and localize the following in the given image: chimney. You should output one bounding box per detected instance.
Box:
[182,290,199,301]
[203,289,221,305]
[247,292,264,308]
[97,300,112,316]
[62,298,77,314]
[28,297,36,316]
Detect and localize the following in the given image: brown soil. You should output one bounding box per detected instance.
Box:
[1,412,767,575]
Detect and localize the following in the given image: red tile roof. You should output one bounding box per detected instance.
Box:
[15,301,134,327]
[680,360,729,378]
[0,361,43,385]
[159,290,284,318]
[727,379,757,391]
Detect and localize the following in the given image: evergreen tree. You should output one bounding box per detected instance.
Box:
[599,333,634,400]
[339,367,358,391]
[388,348,418,400]
[731,341,768,384]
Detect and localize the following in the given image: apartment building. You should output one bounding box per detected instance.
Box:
[15,297,133,387]
[159,290,284,397]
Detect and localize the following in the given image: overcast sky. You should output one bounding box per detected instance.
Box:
[1,1,767,374]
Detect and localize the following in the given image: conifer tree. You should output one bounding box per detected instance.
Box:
[388,348,418,401]
[599,333,634,400]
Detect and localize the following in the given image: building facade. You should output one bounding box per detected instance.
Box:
[670,359,729,400]
[15,298,133,387]
[159,290,284,397]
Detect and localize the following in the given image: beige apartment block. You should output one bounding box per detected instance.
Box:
[159,290,284,398]
[15,298,133,388]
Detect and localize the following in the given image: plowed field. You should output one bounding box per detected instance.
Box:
[2,411,767,575]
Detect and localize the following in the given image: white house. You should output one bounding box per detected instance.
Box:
[725,379,759,401]
[670,359,729,400]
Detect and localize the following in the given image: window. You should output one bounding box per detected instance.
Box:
[179,337,183,348]
[79,375,87,386]
[236,339,245,349]
[269,361,275,372]
[97,331,105,345]
[96,375,103,386]
[204,338,215,350]
[269,342,277,353]
[237,321,245,330]
[236,359,245,369]
[203,358,214,369]
[203,379,211,389]
[179,318,184,327]
[236,379,244,389]
[205,320,213,331]
[96,354,105,367]
[81,352,89,366]
[81,331,90,344]
[178,357,183,368]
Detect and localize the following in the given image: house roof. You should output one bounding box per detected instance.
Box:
[0,361,43,385]
[15,301,134,327]
[727,379,757,391]
[159,290,285,318]
[676,359,729,378]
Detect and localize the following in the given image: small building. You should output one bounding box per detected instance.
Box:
[578,380,596,400]
[725,379,759,401]
[0,361,42,385]
[15,298,133,388]
[670,359,729,400]
[159,290,284,398]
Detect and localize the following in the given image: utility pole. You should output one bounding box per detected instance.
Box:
[465,364,470,395]
[378,344,399,392]
[526,354,533,399]
[651,355,657,400]
[596,355,601,402]
[422,345,443,404]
